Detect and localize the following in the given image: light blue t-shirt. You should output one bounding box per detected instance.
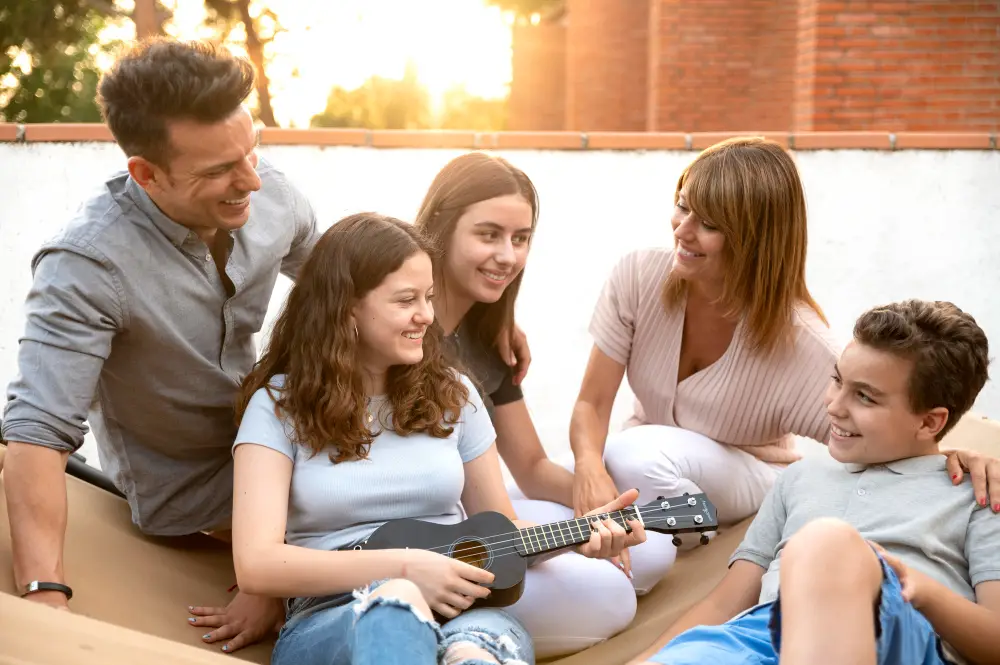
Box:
[233,372,497,554]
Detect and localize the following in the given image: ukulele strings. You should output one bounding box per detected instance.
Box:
[409,508,709,558]
[445,513,712,565]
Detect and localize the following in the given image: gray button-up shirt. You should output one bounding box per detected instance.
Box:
[2,158,320,536]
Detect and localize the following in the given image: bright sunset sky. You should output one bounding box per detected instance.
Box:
[141,0,515,128]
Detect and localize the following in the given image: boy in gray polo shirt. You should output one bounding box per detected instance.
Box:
[634,299,1000,665]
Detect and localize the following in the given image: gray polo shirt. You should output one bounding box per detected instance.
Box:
[731,453,1000,663]
[2,158,320,536]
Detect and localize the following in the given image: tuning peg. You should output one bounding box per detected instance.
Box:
[700,534,711,546]
[672,535,683,547]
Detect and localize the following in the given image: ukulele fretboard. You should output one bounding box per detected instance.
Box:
[516,508,636,557]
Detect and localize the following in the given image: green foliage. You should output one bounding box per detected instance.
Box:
[0,2,124,123]
[311,62,431,130]
[439,86,507,131]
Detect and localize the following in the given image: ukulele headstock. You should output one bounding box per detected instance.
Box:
[626,492,719,546]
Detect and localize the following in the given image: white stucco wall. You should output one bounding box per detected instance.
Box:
[1,143,998,469]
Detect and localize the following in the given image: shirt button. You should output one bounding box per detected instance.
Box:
[205,254,212,261]
[857,489,866,496]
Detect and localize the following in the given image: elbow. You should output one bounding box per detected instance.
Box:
[233,549,273,597]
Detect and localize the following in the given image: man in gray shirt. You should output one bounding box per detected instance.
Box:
[631,300,1000,665]
[2,39,320,652]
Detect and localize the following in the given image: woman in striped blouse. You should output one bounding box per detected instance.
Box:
[568,136,1000,595]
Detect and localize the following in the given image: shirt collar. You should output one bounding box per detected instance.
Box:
[844,453,946,475]
[125,176,199,248]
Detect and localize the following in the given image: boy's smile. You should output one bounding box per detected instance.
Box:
[824,340,945,465]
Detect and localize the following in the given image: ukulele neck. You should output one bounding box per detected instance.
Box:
[515,507,636,557]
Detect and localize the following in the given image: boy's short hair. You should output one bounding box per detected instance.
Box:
[853,299,990,440]
[97,38,256,166]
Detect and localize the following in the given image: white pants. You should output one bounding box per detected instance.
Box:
[603,425,783,594]
[505,496,637,659]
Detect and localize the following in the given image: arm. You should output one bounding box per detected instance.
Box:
[909,578,1000,665]
[2,248,123,608]
[568,345,628,515]
[231,444,412,598]
[493,399,574,507]
[630,560,766,663]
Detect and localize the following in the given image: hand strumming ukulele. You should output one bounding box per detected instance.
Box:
[352,492,719,609]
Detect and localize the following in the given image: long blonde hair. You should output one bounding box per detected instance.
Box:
[663,137,826,352]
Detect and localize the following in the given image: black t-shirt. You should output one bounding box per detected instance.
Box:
[443,325,524,421]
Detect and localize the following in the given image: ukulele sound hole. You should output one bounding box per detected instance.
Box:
[450,538,491,569]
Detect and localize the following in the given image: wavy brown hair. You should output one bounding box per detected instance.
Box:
[236,213,469,462]
[414,151,539,351]
[663,136,827,352]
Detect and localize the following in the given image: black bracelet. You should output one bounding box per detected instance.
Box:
[21,581,73,600]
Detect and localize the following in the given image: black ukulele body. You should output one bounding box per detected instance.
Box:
[356,511,529,608]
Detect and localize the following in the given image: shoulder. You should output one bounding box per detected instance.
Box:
[785,306,843,364]
[612,246,675,282]
[38,171,134,265]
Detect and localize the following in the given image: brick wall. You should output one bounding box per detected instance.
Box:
[796,0,1000,131]
[565,0,650,131]
[509,19,567,131]
[651,0,798,131]
[510,0,1000,132]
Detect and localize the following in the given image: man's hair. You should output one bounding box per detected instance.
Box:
[854,299,990,440]
[97,38,255,165]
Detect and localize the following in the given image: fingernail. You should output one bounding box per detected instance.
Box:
[222,645,229,652]
[951,474,958,480]
[203,634,211,640]
[188,605,194,611]
[994,504,999,512]
[188,618,196,623]
[981,497,988,506]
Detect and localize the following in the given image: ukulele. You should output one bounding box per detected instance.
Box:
[352,492,718,609]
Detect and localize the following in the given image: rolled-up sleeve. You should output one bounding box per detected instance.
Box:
[2,245,124,452]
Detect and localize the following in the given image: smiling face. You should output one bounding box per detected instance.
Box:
[352,251,436,379]
[824,340,946,465]
[131,106,262,237]
[670,186,726,285]
[443,194,534,305]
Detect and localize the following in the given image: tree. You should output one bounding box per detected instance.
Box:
[0,1,127,122]
[439,86,507,131]
[311,62,431,130]
[203,0,281,127]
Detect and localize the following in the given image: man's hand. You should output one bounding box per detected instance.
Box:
[495,323,531,386]
[945,449,1000,512]
[188,591,284,653]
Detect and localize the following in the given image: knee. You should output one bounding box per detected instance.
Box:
[368,578,433,621]
[441,610,533,665]
[781,519,881,588]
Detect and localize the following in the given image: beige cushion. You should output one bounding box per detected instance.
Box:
[2,413,999,665]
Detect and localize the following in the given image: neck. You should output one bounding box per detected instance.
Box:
[361,367,387,396]
[435,288,476,336]
[686,277,725,307]
[147,191,217,246]
[515,508,637,557]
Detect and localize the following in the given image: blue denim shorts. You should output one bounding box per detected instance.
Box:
[272,579,535,665]
[648,554,951,665]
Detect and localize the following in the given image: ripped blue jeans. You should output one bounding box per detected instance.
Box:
[271,580,534,665]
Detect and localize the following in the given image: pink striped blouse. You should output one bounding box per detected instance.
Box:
[590,248,841,465]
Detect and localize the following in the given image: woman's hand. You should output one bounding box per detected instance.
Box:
[577,488,647,567]
[945,449,1000,512]
[573,460,621,518]
[400,549,495,619]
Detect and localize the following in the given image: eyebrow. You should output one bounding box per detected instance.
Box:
[473,220,534,234]
[833,364,886,397]
[194,129,261,175]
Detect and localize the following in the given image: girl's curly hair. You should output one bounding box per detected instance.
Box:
[236,212,469,462]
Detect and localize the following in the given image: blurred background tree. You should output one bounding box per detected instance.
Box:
[202,0,281,126]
